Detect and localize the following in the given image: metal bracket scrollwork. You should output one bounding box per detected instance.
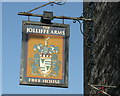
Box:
[73,18,93,51]
[49,0,66,6]
[26,0,66,13]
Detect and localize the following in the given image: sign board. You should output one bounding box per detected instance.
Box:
[20,21,69,87]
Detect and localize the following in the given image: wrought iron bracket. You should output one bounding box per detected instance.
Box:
[18,0,93,38]
[26,0,66,13]
[18,12,93,22]
[18,0,93,51]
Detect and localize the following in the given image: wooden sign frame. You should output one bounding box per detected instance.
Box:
[20,21,69,88]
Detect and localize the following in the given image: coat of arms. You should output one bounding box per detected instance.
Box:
[29,36,61,77]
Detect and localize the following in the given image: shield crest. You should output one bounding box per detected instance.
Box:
[39,55,52,77]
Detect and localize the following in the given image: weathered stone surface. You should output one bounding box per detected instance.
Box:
[84,2,120,95]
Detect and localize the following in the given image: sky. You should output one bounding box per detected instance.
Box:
[1,2,83,94]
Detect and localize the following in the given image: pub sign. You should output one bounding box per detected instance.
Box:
[20,21,69,87]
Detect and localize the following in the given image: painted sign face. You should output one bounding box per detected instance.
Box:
[27,34,63,79]
[20,21,69,87]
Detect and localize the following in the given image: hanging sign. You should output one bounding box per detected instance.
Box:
[20,21,69,87]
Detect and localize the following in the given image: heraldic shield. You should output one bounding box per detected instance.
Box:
[39,54,52,77]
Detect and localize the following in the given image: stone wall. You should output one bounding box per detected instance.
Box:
[83,2,120,95]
